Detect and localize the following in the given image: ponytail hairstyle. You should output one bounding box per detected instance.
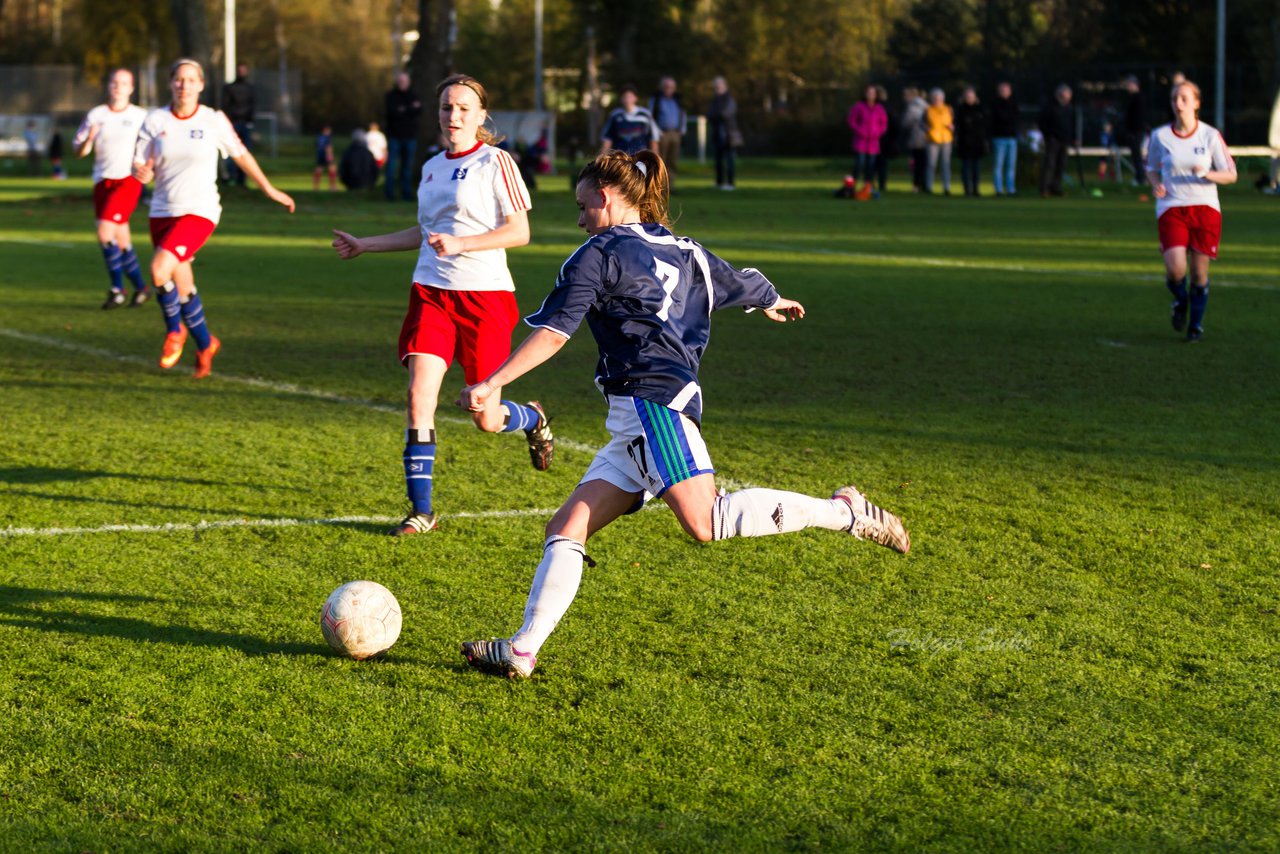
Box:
[435,73,503,145]
[577,149,671,228]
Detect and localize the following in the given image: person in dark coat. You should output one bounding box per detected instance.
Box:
[339,129,378,190]
[384,71,424,201]
[954,86,986,196]
[221,63,255,186]
[988,81,1020,195]
[1038,84,1076,197]
[1122,75,1148,184]
[706,76,742,190]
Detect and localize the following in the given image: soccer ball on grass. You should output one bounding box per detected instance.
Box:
[319,580,402,659]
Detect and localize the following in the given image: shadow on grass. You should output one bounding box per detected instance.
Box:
[0,585,324,658]
[0,465,309,494]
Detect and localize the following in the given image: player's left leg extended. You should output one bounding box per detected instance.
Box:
[462,479,639,678]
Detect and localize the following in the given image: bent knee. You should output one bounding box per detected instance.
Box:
[472,409,505,433]
[681,516,715,543]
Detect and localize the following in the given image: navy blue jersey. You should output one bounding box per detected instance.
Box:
[525,223,780,423]
[601,108,660,156]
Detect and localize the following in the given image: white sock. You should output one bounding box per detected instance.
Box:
[711,488,852,540]
[509,536,585,657]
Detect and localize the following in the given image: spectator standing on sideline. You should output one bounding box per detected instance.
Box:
[366,121,388,176]
[954,86,986,196]
[707,76,743,190]
[988,81,1019,196]
[339,129,378,191]
[384,72,424,202]
[601,85,660,156]
[847,85,887,197]
[649,76,686,186]
[874,84,897,194]
[314,124,337,191]
[1265,86,1280,194]
[1039,84,1075,197]
[1122,76,1148,184]
[901,87,929,192]
[48,130,66,180]
[221,63,255,187]
[924,88,954,194]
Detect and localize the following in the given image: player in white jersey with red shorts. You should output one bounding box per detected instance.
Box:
[73,68,151,310]
[132,58,294,378]
[332,73,555,537]
[1145,79,1237,342]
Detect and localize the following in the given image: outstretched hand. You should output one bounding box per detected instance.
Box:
[331,229,363,259]
[762,297,806,323]
[268,187,296,213]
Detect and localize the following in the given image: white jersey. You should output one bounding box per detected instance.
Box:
[366,129,388,165]
[134,105,246,224]
[1147,121,1234,218]
[412,142,532,292]
[74,103,148,183]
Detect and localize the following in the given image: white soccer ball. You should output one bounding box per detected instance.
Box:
[319,580,402,660]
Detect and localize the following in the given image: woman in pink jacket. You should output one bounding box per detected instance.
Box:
[848,85,888,197]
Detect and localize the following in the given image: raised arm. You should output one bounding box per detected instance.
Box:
[331,226,423,259]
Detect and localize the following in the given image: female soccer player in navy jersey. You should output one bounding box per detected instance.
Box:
[133,58,295,378]
[457,149,911,679]
[1145,80,1237,342]
[332,74,555,537]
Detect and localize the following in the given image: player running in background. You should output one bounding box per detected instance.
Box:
[331,73,555,537]
[73,68,150,310]
[133,58,295,378]
[600,85,660,156]
[457,150,910,680]
[1146,79,1237,343]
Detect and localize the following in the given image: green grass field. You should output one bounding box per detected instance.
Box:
[2,150,1278,851]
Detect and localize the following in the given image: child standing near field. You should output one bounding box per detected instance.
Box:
[457,149,910,680]
[314,125,337,191]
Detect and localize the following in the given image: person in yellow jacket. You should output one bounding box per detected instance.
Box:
[924,87,954,194]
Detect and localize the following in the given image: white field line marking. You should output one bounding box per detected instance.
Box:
[0,328,761,537]
[0,236,76,249]
[0,508,559,538]
[0,327,600,454]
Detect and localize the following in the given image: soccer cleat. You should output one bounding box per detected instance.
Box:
[461,638,536,679]
[1171,299,1188,332]
[832,486,911,554]
[101,290,126,310]
[524,400,555,471]
[158,327,188,369]
[192,335,221,379]
[1186,327,1203,343]
[388,511,437,536]
[129,287,152,307]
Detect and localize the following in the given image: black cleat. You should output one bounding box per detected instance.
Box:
[101,290,126,310]
[1185,327,1203,343]
[129,287,152,307]
[524,400,555,471]
[1171,299,1188,333]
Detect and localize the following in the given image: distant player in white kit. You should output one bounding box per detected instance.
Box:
[1145,79,1237,342]
[73,68,151,310]
[133,58,294,378]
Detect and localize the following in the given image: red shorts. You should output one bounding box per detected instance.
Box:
[149,215,217,263]
[398,284,519,383]
[93,177,144,224]
[1158,205,1222,259]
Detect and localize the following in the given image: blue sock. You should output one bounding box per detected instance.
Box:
[1188,283,1208,330]
[179,290,213,349]
[403,428,436,514]
[120,246,145,290]
[156,282,183,334]
[100,242,124,292]
[501,400,540,433]
[1166,276,1188,307]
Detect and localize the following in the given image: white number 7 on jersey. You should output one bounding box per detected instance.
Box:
[653,258,680,321]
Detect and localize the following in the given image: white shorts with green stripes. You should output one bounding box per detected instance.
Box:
[579,395,715,505]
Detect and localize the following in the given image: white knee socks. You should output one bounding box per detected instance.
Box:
[510,536,585,657]
[711,488,852,540]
